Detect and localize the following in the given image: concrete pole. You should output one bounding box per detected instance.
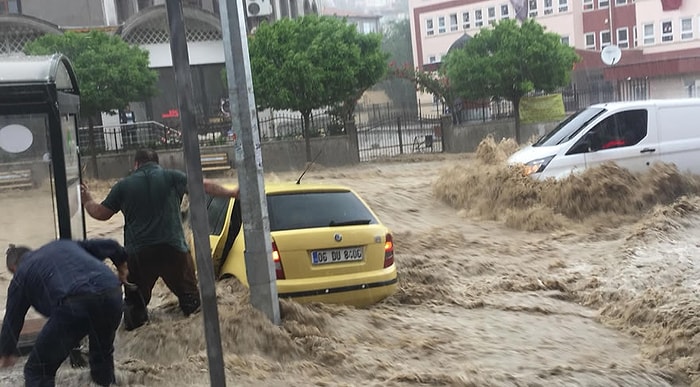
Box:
[219,0,281,324]
[164,1,227,385]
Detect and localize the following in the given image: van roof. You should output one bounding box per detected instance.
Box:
[590,98,700,110]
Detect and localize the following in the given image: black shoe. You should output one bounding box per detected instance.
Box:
[123,303,148,331]
[179,294,201,317]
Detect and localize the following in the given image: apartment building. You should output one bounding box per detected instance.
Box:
[0,0,320,125]
[409,0,700,108]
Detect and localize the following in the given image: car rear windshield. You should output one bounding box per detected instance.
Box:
[267,191,378,231]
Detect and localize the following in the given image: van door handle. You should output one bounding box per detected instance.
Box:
[640,148,656,154]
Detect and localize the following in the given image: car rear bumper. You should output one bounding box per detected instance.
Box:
[277,265,398,307]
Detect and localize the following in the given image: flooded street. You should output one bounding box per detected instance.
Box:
[1,140,699,386]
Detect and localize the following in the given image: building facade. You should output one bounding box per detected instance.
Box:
[408,0,700,110]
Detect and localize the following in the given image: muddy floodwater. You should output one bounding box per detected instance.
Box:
[1,138,699,386]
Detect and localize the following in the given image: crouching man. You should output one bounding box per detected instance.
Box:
[0,239,129,387]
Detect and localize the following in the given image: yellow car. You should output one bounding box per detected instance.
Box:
[198,182,397,307]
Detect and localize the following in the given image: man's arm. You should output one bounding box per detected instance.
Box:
[0,280,30,359]
[203,179,239,198]
[77,239,127,266]
[80,184,116,221]
[77,239,129,283]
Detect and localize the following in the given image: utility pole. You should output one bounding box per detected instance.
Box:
[219,0,280,323]
[164,0,227,385]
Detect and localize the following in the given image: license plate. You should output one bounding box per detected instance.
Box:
[312,247,363,265]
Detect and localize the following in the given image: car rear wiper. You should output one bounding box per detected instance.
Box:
[329,219,371,227]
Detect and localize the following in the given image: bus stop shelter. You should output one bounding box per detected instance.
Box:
[0,53,84,352]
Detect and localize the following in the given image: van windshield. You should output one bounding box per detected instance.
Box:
[533,107,606,147]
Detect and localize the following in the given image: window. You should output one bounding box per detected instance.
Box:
[0,0,20,14]
[617,27,629,48]
[429,55,437,63]
[450,13,458,31]
[585,32,596,49]
[569,110,648,154]
[634,26,638,47]
[661,20,673,42]
[600,30,611,48]
[475,9,483,27]
[544,0,553,15]
[501,4,509,19]
[528,0,538,17]
[558,0,568,12]
[643,23,654,45]
[561,35,570,45]
[438,16,446,33]
[267,192,379,232]
[488,7,496,25]
[426,19,434,36]
[598,0,609,8]
[615,0,626,4]
[462,12,470,29]
[681,18,693,40]
[583,0,593,10]
[206,196,230,235]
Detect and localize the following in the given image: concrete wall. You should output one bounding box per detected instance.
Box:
[443,119,561,153]
[84,135,358,180]
[261,135,359,172]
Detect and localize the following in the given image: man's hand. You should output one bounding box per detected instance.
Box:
[116,262,129,284]
[80,185,116,221]
[80,183,92,204]
[0,355,17,368]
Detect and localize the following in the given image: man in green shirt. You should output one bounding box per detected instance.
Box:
[81,149,238,330]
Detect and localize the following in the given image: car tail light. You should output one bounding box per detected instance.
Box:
[383,233,394,268]
[272,241,285,279]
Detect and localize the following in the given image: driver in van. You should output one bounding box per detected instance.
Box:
[590,120,626,150]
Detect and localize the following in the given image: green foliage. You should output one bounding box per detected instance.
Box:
[443,19,578,141]
[25,31,158,118]
[443,19,579,104]
[248,15,387,118]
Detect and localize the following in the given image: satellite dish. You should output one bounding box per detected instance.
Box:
[601,45,622,66]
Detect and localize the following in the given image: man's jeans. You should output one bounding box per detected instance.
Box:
[24,288,123,387]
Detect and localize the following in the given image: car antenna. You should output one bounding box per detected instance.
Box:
[296,149,323,185]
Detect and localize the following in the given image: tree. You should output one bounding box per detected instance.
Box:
[248,15,387,161]
[25,31,158,176]
[443,19,579,143]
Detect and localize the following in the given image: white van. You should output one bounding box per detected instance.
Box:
[508,98,700,179]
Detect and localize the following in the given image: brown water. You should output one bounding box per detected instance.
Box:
[1,140,699,386]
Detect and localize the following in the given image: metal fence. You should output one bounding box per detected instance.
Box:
[356,111,443,162]
[257,111,345,141]
[79,121,186,154]
[78,84,625,158]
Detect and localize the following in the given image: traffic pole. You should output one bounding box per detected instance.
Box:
[164,0,227,385]
[219,0,280,324]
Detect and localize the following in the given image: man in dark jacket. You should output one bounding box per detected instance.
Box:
[0,239,128,387]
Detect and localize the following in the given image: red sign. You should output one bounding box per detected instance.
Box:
[661,0,682,11]
[161,109,180,118]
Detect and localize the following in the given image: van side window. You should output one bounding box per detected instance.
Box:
[567,109,648,154]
